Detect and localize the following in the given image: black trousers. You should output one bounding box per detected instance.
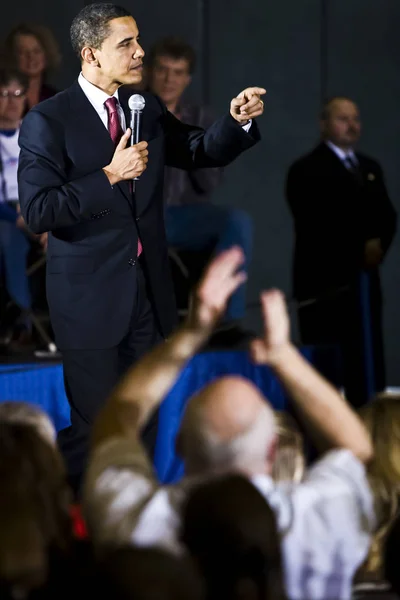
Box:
[298,273,385,409]
[57,260,162,493]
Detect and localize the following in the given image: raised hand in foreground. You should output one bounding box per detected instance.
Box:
[250,289,290,366]
[187,246,246,334]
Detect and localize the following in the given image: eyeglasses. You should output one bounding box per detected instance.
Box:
[0,89,26,98]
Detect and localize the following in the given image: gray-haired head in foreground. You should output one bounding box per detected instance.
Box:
[70,3,131,58]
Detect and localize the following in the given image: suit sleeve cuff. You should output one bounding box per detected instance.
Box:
[242,119,253,133]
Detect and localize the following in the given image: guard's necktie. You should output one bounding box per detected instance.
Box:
[343,154,363,185]
[104,97,142,257]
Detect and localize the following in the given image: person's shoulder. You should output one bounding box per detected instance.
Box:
[26,86,71,120]
[141,91,166,116]
[305,448,366,483]
[298,449,374,518]
[356,151,383,172]
[119,87,164,114]
[40,82,59,100]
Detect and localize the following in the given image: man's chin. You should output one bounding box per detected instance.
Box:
[123,71,143,86]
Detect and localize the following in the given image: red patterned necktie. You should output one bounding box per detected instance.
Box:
[104,97,142,257]
[104,97,123,145]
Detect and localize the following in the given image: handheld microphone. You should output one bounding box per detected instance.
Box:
[128,94,146,181]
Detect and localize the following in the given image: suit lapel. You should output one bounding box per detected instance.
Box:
[318,142,363,186]
[67,81,132,205]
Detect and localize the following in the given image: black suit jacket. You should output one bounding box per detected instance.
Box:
[286,142,397,301]
[18,81,260,349]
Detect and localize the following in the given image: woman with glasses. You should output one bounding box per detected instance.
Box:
[0,68,45,351]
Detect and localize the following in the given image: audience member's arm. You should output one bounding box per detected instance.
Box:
[250,291,373,463]
[92,247,246,449]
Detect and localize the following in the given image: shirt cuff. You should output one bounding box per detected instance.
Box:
[242,120,253,133]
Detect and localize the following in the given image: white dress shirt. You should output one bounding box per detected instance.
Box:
[78,73,127,132]
[326,140,358,165]
[84,438,375,600]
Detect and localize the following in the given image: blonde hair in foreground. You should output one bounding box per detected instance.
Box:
[272,412,305,484]
[358,394,400,578]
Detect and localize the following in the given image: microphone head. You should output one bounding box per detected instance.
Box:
[128,94,146,111]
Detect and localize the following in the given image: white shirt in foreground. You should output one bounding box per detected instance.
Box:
[84,439,375,600]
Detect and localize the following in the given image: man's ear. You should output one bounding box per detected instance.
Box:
[81,46,99,67]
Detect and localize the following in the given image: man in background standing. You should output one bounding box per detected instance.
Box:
[286,96,396,406]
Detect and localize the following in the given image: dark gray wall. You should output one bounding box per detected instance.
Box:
[2,0,400,383]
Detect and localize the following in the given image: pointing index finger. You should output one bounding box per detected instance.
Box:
[247,87,267,96]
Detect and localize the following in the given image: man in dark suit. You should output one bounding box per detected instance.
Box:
[17,2,265,488]
[286,96,396,407]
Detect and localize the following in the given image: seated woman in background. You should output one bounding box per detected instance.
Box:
[0,67,47,351]
[353,394,400,599]
[3,22,61,114]
[181,474,287,600]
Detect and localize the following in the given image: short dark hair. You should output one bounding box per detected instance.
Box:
[0,67,29,92]
[147,37,196,74]
[70,3,131,58]
[181,475,287,600]
[320,96,356,120]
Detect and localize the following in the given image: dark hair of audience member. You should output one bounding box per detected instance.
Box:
[0,422,73,597]
[181,474,287,600]
[94,546,204,600]
[147,36,196,73]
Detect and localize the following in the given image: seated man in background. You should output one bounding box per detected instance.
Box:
[286,97,397,407]
[85,247,375,600]
[147,37,253,338]
[0,67,45,351]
